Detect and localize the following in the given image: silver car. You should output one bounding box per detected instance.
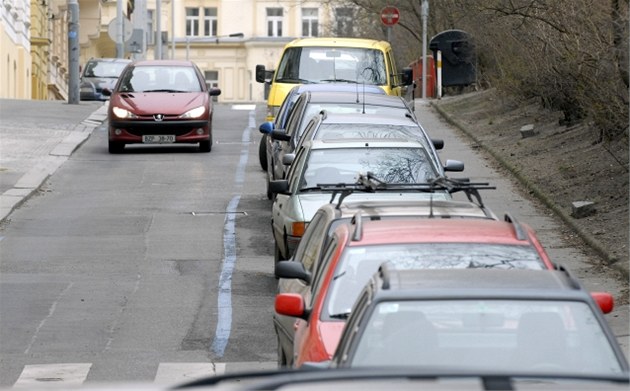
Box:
[269,138,456,263]
[265,91,416,199]
[80,58,132,101]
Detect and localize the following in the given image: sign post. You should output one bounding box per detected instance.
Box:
[380,6,400,42]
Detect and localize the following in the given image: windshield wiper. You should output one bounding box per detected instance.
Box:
[141,89,181,93]
[329,312,350,319]
[320,79,357,84]
[298,186,323,192]
[275,78,314,84]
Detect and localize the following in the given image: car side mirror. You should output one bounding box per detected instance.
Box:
[282,154,295,166]
[591,292,614,314]
[432,138,444,150]
[401,67,413,86]
[209,87,221,96]
[275,293,309,320]
[102,88,111,96]
[269,179,289,194]
[259,122,274,134]
[255,64,267,83]
[275,260,311,284]
[444,159,464,172]
[271,129,291,142]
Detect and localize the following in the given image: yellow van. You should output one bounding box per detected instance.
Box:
[256,37,413,121]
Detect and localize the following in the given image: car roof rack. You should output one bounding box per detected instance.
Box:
[318,173,495,212]
[503,213,528,241]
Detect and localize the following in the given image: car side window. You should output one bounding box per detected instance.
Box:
[284,95,307,136]
[308,236,340,306]
[338,289,371,364]
[301,213,329,275]
[287,147,308,191]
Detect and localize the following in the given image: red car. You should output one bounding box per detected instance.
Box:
[275,214,556,367]
[105,60,221,153]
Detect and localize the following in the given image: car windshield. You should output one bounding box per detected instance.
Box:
[350,299,624,377]
[294,104,410,140]
[118,65,201,93]
[298,147,437,189]
[83,60,128,78]
[275,47,387,85]
[325,243,546,317]
[313,123,420,142]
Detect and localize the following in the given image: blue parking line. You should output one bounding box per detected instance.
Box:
[211,113,252,357]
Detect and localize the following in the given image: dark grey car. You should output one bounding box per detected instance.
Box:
[80,58,131,101]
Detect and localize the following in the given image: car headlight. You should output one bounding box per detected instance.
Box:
[112,106,137,119]
[180,106,206,119]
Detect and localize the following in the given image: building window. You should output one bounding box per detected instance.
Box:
[266,8,283,37]
[186,8,200,36]
[301,8,318,37]
[205,70,219,102]
[335,7,354,37]
[203,7,217,37]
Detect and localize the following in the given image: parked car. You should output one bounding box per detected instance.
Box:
[274,211,559,367]
[79,57,131,101]
[325,267,628,379]
[258,83,386,171]
[269,138,450,263]
[265,91,419,196]
[273,177,498,367]
[104,59,221,153]
[255,37,412,121]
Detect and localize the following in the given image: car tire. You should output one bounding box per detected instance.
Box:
[259,135,268,171]
[274,240,285,264]
[199,138,212,153]
[108,140,124,154]
[277,336,287,368]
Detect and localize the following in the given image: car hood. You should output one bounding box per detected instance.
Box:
[296,191,452,223]
[318,321,345,359]
[112,92,207,116]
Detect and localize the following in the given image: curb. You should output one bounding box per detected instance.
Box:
[0,104,108,224]
[429,101,629,279]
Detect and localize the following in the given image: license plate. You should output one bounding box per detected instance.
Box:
[142,135,175,143]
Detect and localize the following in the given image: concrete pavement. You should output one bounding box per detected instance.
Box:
[0,97,627,357]
[0,99,108,222]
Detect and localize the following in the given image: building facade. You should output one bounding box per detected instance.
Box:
[1,0,361,101]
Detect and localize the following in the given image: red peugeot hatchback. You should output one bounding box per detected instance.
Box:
[105,60,221,153]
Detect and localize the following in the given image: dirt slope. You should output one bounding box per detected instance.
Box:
[432,89,629,279]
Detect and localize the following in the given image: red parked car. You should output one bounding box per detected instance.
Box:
[104,59,221,153]
[275,213,557,367]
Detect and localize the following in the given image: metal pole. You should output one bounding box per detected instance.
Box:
[437,50,442,99]
[421,0,428,99]
[156,0,162,59]
[67,0,80,104]
[171,0,175,59]
[116,0,124,58]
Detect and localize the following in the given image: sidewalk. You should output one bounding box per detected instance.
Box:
[0,99,108,222]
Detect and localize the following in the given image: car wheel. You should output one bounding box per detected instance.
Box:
[259,135,268,171]
[277,336,287,368]
[108,140,124,154]
[274,240,285,264]
[199,138,212,153]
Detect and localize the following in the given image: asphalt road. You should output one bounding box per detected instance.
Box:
[0,99,627,388]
